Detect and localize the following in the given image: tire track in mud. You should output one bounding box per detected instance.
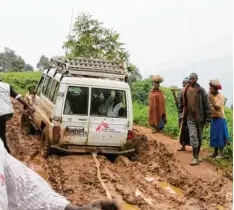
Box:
[6,103,233,210]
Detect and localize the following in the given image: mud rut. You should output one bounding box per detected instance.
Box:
[6,103,233,210]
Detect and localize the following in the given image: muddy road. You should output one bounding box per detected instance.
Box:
[6,103,233,210]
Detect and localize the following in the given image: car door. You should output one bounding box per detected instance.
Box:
[88,87,129,147]
[60,85,90,145]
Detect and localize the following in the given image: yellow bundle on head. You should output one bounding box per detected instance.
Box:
[152,75,164,83]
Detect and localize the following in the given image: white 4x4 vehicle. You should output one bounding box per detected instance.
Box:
[22,57,134,157]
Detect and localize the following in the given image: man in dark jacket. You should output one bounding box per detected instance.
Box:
[180,73,211,165]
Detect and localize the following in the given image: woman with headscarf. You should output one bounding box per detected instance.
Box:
[209,79,230,158]
[148,75,167,133]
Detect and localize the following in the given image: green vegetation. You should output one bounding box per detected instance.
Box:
[64,13,142,83]
[0,71,232,162]
[0,71,41,94]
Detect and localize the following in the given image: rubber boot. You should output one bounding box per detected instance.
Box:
[190,147,199,166]
[198,145,202,162]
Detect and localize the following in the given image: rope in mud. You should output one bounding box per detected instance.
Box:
[92,153,112,199]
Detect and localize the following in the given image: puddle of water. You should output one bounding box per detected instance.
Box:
[144,176,183,197]
[122,202,140,210]
[216,205,224,210]
[35,170,49,181]
[29,159,49,181]
[157,181,183,197]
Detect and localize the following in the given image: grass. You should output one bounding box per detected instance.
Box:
[0,71,42,94]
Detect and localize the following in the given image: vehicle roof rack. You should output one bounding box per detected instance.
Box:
[50,57,128,81]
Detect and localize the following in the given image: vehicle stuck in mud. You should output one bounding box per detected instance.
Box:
[22,57,135,157]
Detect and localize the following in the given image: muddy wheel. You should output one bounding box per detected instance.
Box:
[21,113,34,135]
[40,128,51,158]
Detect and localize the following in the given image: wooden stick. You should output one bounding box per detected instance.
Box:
[92,153,112,199]
[173,110,184,159]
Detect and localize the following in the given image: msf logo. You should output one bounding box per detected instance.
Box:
[96,122,109,132]
[0,174,5,186]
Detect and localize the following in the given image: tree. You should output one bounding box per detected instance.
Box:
[224,98,227,106]
[24,64,34,71]
[127,64,142,85]
[37,55,50,70]
[0,47,26,71]
[64,13,141,80]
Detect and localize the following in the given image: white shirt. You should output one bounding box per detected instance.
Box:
[0,140,69,210]
[107,102,123,117]
[0,82,21,116]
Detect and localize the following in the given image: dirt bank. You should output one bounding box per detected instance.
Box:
[5,103,233,210]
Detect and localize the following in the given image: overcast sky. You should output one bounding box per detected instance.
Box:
[0,0,233,103]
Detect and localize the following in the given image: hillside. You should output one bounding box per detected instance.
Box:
[0,71,232,160]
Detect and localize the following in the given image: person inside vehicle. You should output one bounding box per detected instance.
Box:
[64,87,88,115]
[0,140,120,210]
[107,91,125,117]
[97,90,115,116]
[91,89,105,114]
[0,80,35,153]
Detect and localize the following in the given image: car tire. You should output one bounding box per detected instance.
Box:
[21,113,35,135]
[40,128,51,158]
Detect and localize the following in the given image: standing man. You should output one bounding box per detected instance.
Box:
[180,73,211,165]
[0,79,35,153]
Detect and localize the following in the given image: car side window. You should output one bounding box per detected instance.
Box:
[52,82,60,104]
[64,86,89,115]
[91,88,127,118]
[36,76,45,96]
[42,76,52,96]
[48,80,60,104]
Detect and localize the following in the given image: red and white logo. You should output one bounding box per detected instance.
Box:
[96,122,109,132]
[0,174,5,186]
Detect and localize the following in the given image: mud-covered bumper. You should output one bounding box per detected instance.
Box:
[51,145,135,155]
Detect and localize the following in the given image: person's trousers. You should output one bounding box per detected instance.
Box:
[0,114,12,153]
[187,120,204,148]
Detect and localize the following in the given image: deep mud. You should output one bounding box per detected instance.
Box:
[5,103,233,210]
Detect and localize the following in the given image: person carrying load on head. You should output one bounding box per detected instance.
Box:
[208,79,230,158]
[148,75,167,133]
